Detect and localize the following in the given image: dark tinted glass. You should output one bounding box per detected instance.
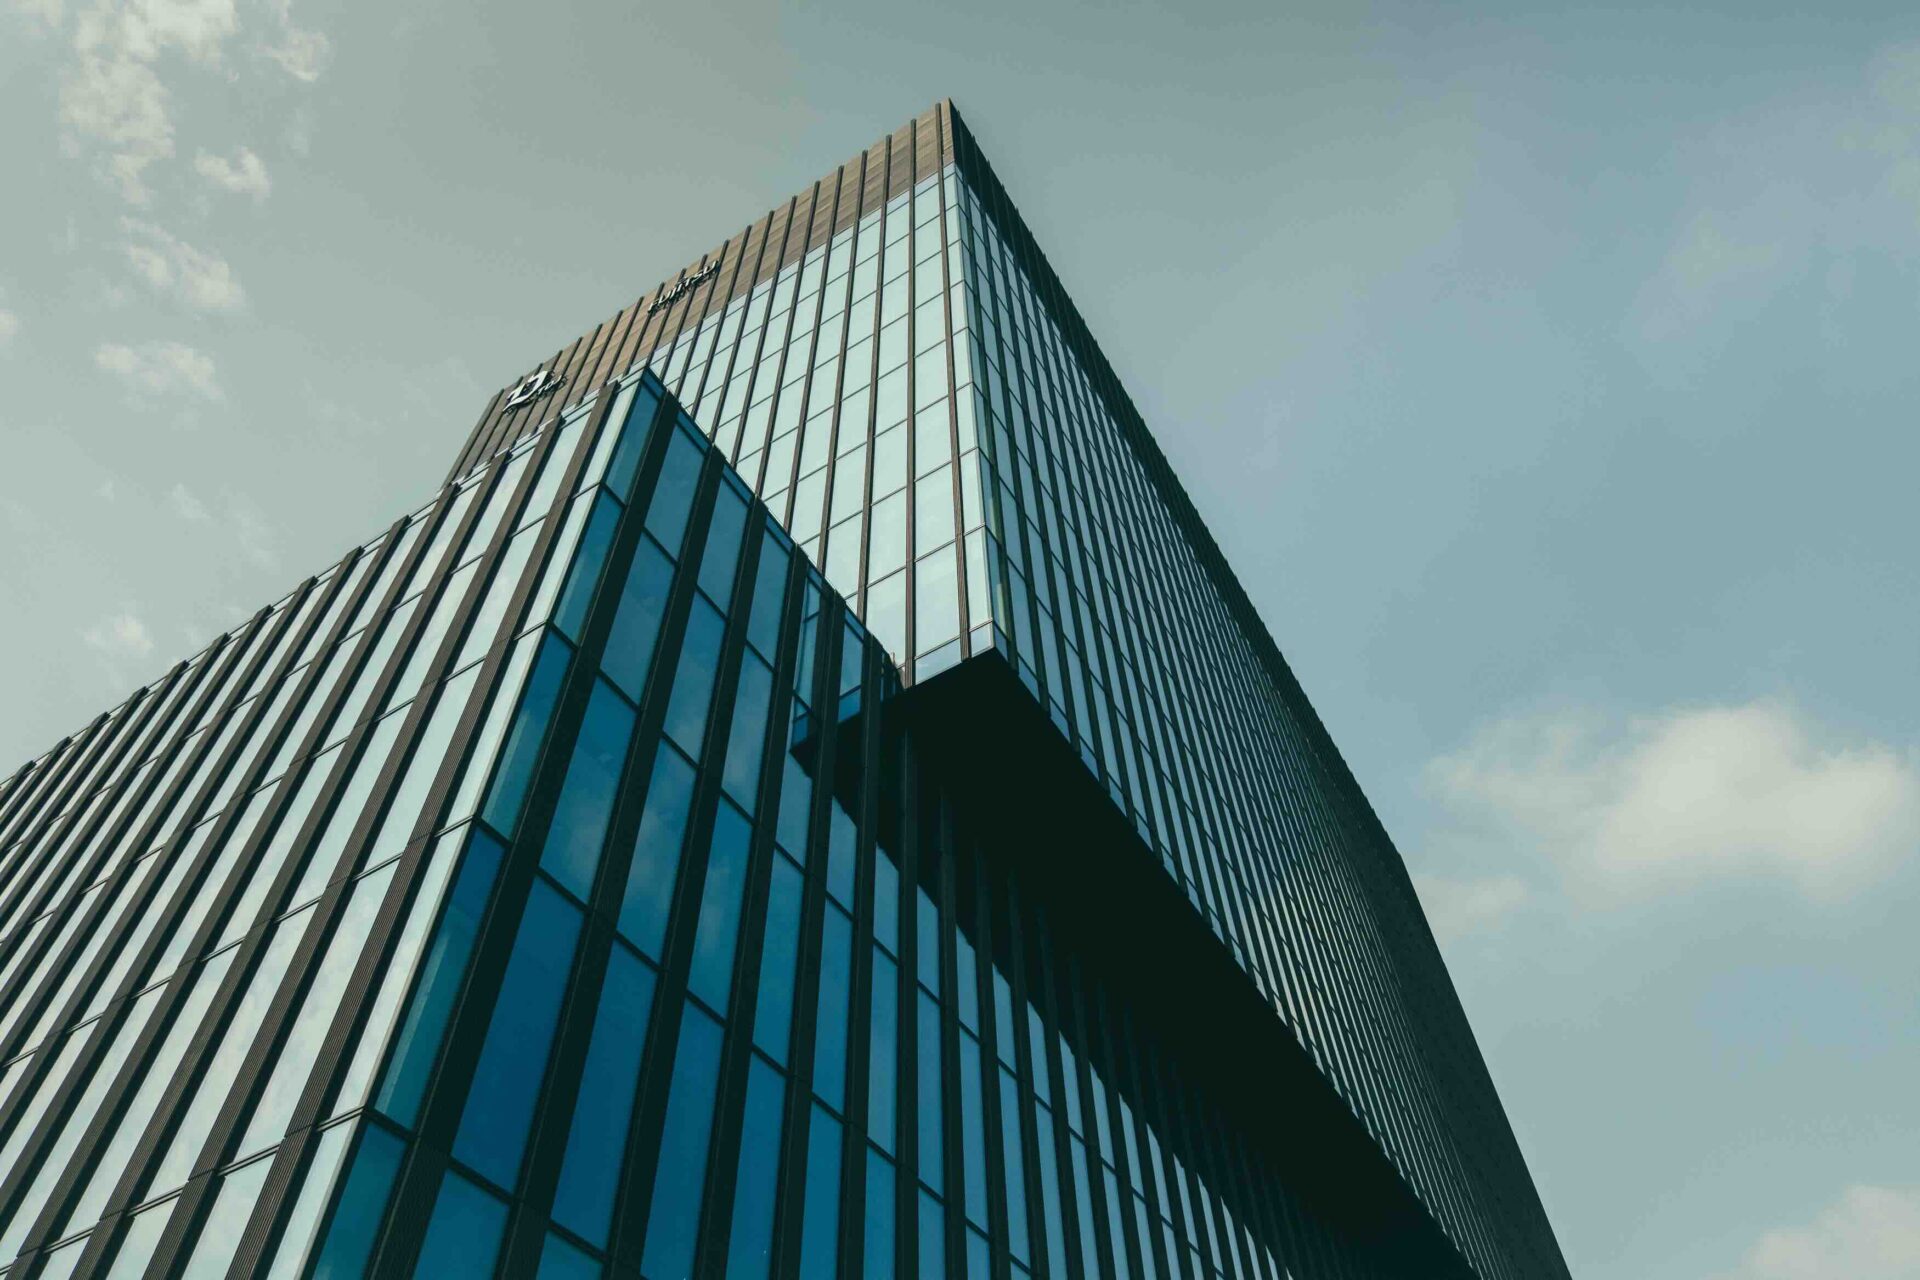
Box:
[538,678,634,900]
[687,801,753,1009]
[644,426,705,554]
[640,1004,724,1280]
[553,945,656,1246]
[481,632,572,835]
[618,744,697,957]
[601,537,675,701]
[452,880,582,1188]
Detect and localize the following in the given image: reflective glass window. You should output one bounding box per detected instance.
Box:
[687,801,752,1009]
[480,633,571,837]
[552,946,656,1247]
[413,1171,507,1277]
[555,494,622,642]
[452,879,582,1189]
[600,536,675,703]
[375,830,504,1125]
[639,1004,724,1280]
[539,678,635,901]
[662,598,725,755]
[617,744,696,958]
[309,1124,404,1280]
[812,905,853,1110]
[698,478,750,609]
[725,1057,786,1280]
[797,1105,843,1280]
[644,426,705,555]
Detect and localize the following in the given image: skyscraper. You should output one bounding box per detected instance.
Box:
[0,102,1567,1279]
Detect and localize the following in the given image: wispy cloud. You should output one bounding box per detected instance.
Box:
[1427,701,1920,902]
[166,481,209,521]
[193,145,270,201]
[1635,38,1920,348]
[1412,873,1530,942]
[1730,1185,1920,1279]
[82,609,154,660]
[32,0,322,203]
[95,339,222,401]
[0,308,18,346]
[120,217,244,311]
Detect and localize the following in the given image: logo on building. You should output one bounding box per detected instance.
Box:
[504,368,564,409]
[648,261,722,316]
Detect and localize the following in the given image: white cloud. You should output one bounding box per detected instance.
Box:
[1732,1185,1920,1280]
[258,0,327,81]
[58,48,173,203]
[166,481,209,521]
[1412,873,1530,942]
[120,217,244,311]
[0,309,18,345]
[96,477,118,502]
[95,339,222,401]
[82,610,154,660]
[193,145,270,201]
[41,0,321,203]
[1427,701,1920,902]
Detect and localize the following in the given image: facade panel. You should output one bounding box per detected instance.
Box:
[0,103,1565,1279]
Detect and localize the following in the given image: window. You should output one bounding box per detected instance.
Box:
[552,946,656,1246]
[617,745,697,958]
[687,801,753,1009]
[640,1004,725,1280]
[538,678,635,901]
[452,879,582,1189]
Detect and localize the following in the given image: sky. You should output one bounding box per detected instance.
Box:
[2,1,1917,1276]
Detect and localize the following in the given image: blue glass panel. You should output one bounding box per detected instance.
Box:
[865,1153,896,1280]
[918,1191,947,1280]
[797,1105,842,1280]
[600,536,675,702]
[309,1125,404,1280]
[376,831,505,1125]
[618,744,697,958]
[918,992,944,1194]
[745,530,790,659]
[775,747,811,861]
[825,803,855,909]
[687,801,753,1009]
[662,598,725,755]
[640,1005,725,1280]
[538,678,635,900]
[959,1035,988,1227]
[916,888,940,996]
[644,426,705,554]
[480,633,572,836]
[554,493,621,641]
[752,856,804,1063]
[606,383,662,501]
[811,905,853,1109]
[721,655,774,810]
[1000,1068,1031,1262]
[553,946,657,1246]
[868,951,898,1153]
[724,1058,787,1280]
[698,478,750,609]
[1035,1106,1069,1280]
[412,1172,507,1278]
[537,1232,604,1280]
[453,880,582,1189]
[873,846,899,954]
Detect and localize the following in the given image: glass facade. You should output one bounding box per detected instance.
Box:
[0,102,1565,1279]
